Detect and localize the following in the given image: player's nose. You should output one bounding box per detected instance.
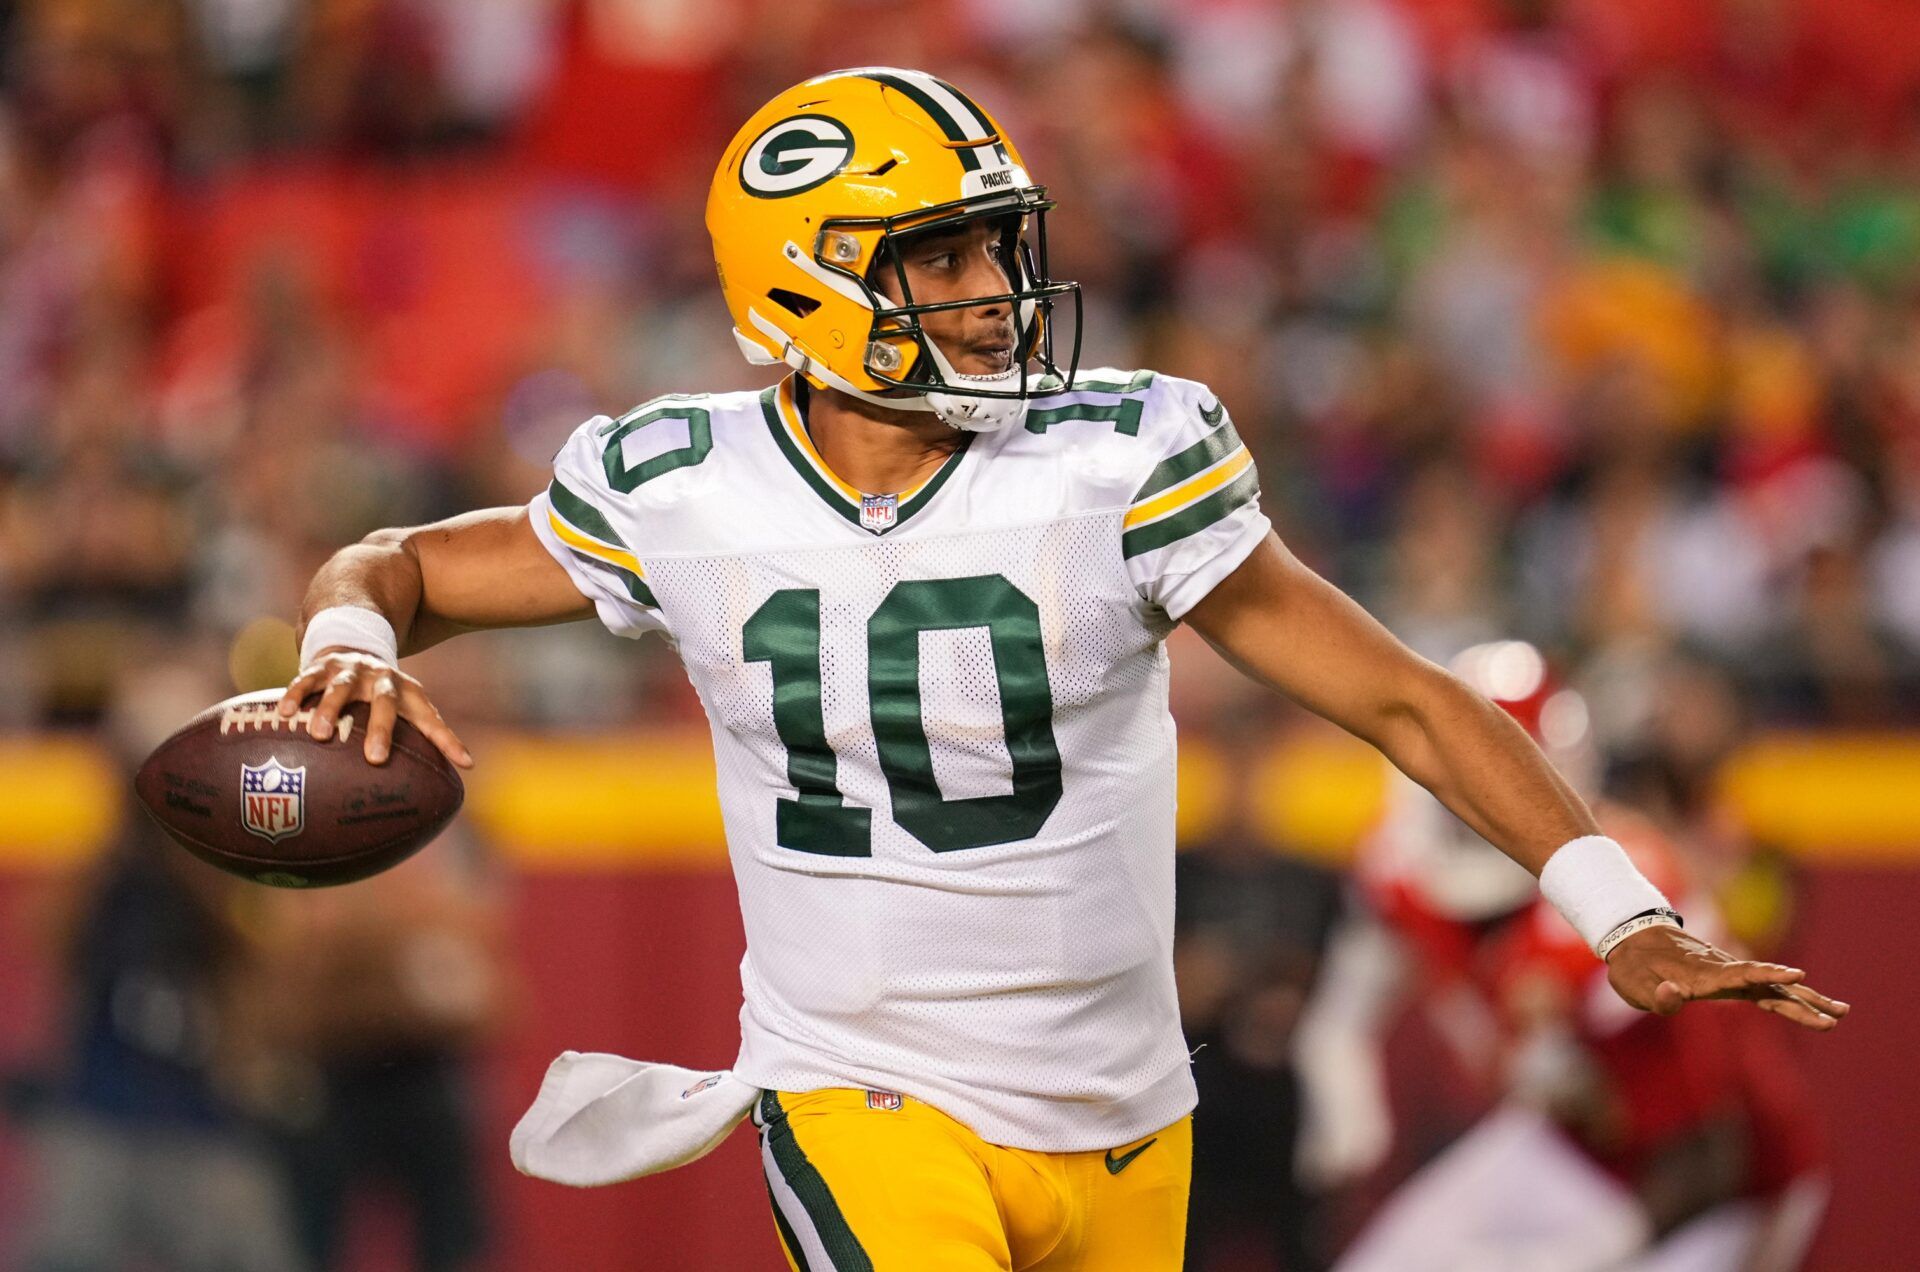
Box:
[962,253,1012,315]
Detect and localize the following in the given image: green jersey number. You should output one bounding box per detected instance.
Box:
[743,575,1063,856]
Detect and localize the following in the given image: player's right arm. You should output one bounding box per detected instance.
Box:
[278,506,594,767]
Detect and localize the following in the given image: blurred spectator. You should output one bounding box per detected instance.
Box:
[245,832,513,1272]
[1176,736,1343,1272]
[6,669,306,1272]
[8,826,308,1272]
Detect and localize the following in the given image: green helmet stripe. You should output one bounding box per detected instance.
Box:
[860,70,989,172]
[930,76,1016,170]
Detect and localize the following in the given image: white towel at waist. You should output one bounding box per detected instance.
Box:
[510,1051,759,1188]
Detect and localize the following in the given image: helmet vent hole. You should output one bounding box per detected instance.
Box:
[867,158,898,177]
[767,289,821,319]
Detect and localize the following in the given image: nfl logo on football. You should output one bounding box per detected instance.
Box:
[860,493,898,534]
[240,758,306,843]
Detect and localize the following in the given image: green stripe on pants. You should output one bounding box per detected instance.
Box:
[762,1093,874,1272]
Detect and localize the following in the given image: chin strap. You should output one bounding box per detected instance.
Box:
[738,313,1034,432]
[922,341,1031,433]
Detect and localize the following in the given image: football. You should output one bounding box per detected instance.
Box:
[134,688,465,888]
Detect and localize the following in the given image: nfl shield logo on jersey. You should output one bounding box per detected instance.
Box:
[860,493,898,534]
[240,759,305,843]
[866,1089,903,1112]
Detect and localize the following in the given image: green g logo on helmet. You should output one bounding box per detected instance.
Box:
[740,115,855,198]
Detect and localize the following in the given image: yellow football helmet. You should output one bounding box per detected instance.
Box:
[705,67,1081,430]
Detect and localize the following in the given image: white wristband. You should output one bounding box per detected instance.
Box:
[299,605,400,669]
[1538,834,1671,955]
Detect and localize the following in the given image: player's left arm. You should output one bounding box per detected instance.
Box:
[1183,531,1849,1031]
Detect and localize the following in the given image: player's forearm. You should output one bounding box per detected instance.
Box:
[297,509,594,660]
[1368,666,1598,876]
[298,528,431,656]
[1184,538,1598,872]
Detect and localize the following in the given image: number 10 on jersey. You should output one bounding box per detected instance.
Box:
[743,574,1064,857]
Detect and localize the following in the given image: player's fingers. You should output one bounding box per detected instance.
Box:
[397,683,474,768]
[1651,979,1687,1015]
[1758,992,1840,1031]
[1733,981,1844,1027]
[1771,981,1849,1019]
[364,685,399,765]
[278,665,327,715]
[308,668,362,741]
[1701,961,1802,997]
[1736,962,1806,985]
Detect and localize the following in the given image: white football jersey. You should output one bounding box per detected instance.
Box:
[528,369,1270,1151]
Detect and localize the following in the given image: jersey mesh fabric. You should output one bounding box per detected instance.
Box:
[526,371,1270,1151]
[656,514,1191,1151]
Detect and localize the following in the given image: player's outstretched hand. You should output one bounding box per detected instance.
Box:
[1606,925,1849,1031]
[277,647,475,770]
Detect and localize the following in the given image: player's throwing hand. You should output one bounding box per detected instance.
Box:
[278,648,474,770]
[1606,925,1849,1030]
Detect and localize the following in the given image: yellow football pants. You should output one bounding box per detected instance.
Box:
[753,1088,1192,1272]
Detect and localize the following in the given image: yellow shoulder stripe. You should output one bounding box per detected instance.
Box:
[1124,448,1253,529]
[548,508,647,578]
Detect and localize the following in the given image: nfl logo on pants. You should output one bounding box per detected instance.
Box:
[241,758,306,843]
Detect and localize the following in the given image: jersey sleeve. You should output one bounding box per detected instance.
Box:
[1123,380,1271,619]
[526,416,672,639]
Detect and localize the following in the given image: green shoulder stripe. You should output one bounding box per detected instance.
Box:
[1122,466,1261,559]
[567,550,659,608]
[547,479,659,607]
[547,478,627,549]
[1132,415,1245,502]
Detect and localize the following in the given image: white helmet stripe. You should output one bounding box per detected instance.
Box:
[846,67,1011,171]
[898,70,994,142]
[782,241,875,309]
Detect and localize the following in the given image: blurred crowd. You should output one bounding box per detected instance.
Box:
[2,0,1919,738]
[2,0,1914,1269]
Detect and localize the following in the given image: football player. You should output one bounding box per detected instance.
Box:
[277,69,1846,1271]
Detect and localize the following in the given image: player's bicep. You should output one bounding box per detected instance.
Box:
[1183,532,1447,743]
[407,506,595,638]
